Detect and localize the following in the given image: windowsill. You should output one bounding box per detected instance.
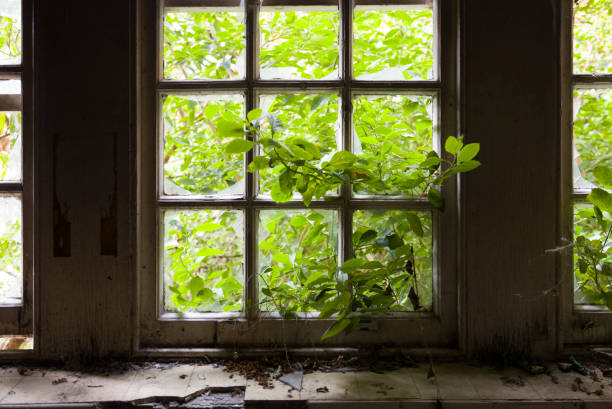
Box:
[0,361,611,407]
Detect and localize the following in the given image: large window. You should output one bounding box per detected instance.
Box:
[0,0,33,345]
[139,0,459,348]
[571,0,612,311]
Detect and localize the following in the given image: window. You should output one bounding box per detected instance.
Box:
[139,0,459,348]
[0,0,33,346]
[564,0,612,344]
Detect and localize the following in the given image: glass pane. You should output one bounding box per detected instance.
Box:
[352,94,434,196]
[353,7,434,80]
[0,1,21,65]
[258,209,338,315]
[353,210,433,312]
[0,78,21,181]
[259,8,340,80]
[163,94,245,197]
[574,203,612,307]
[163,9,245,80]
[573,88,612,190]
[257,93,340,196]
[0,194,21,302]
[573,0,612,74]
[163,209,244,313]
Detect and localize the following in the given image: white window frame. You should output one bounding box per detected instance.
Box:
[0,0,34,349]
[137,0,460,352]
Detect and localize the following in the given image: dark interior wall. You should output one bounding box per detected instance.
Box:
[36,0,134,359]
[30,0,564,359]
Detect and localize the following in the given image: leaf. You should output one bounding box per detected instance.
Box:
[386,233,404,250]
[594,166,612,188]
[408,286,421,310]
[192,247,226,258]
[407,213,424,237]
[247,108,263,122]
[310,95,330,112]
[444,136,463,155]
[353,228,377,246]
[329,151,358,168]
[321,318,352,341]
[427,187,445,212]
[204,104,220,119]
[193,221,223,232]
[187,276,205,295]
[454,160,481,173]
[588,188,612,214]
[279,169,296,194]
[273,252,292,267]
[225,138,254,154]
[458,143,480,162]
[247,156,269,172]
[340,258,366,271]
[216,120,244,138]
[290,215,309,227]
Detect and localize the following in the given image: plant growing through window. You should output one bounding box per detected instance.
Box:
[156,0,475,341]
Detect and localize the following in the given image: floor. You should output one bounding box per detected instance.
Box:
[0,361,610,408]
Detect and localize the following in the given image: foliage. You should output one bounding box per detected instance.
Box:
[573,0,612,74]
[0,112,20,180]
[0,195,21,300]
[0,15,20,64]
[574,168,612,308]
[164,210,243,312]
[160,6,479,339]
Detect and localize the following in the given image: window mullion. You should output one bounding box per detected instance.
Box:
[244,0,258,320]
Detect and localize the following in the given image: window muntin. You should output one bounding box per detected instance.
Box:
[144,0,457,347]
[572,0,612,309]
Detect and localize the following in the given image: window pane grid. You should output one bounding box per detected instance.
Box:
[571,0,612,309]
[158,0,438,318]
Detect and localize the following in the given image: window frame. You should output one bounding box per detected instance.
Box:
[0,0,34,346]
[138,0,460,350]
[561,0,612,347]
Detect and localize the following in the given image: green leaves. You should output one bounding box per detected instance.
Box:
[588,188,612,214]
[458,143,480,162]
[225,138,254,154]
[321,317,352,341]
[427,187,444,212]
[444,136,463,155]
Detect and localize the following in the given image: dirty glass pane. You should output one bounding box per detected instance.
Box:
[353,210,432,312]
[163,9,245,80]
[0,1,21,66]
[353,7,434,80]
[163,209,244,313]
[573,203,612,307]
[573,88,612,190]
[257,93,340,197]
[352,94,434,196]
[258,209,338,315]
[163,94,245,197]
[259,8,340,80]
[0,194,22,303]
[573,0,612,74]
[0,78,21,181]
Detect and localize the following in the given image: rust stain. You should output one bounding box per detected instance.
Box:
[53,133,71,257]
[100,132,118,256]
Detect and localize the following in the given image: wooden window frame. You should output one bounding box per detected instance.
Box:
[561,0,612,347]
[0,0,35,350]
[137,0,460,352]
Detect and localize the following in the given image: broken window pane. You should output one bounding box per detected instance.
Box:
[0,0,21,66]
[353,209,432,312]
[573,0,612,74]
[0,78,21,182]
[164,9,245,80]
[258,209,338,315]
[163,209,244,313]
[163,94,245,197]
[573,203,612,306]
[0,194,21,303]
[259,8,340,80]
[573,88,612,190]
[353,7,434,81]
[352,94,434,196]
[257,93,340,197]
